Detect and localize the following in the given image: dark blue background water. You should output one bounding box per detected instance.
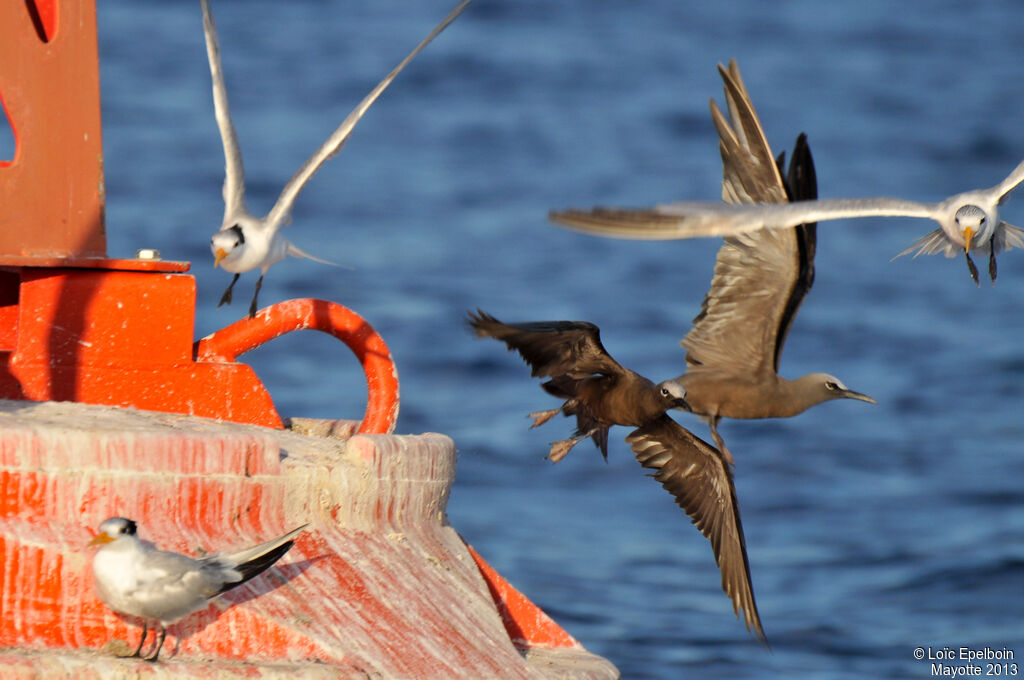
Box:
[66,0,1024,676]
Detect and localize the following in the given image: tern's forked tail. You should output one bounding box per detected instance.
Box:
[286,242,344,267]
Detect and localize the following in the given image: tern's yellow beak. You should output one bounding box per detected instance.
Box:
[213,249,228,268]
[88,534,114,546]
[962,226,974,254]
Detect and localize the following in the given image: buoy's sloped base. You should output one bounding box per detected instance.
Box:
[0,648,364,679]
[0,400,619,679]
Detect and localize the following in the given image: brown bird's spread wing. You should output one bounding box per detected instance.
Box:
[774,133,818,366]
[627,414,765,643]
[467,310,624,379]
[682,60,817,377]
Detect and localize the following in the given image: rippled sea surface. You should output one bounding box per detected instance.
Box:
[87,1,1024,677]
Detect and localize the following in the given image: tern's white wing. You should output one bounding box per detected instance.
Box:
[265,0,471,232]
[201,0,247,222]
[995,158,1024,202]
[551,197,940,240]
[894,227,959,259]
[994,222,1024,254]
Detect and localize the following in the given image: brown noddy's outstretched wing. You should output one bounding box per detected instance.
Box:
[683,60,817,378]
[627,415,765,644]
[467,309,624,379]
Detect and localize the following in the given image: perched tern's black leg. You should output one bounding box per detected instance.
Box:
[965,252,980,286]
[126,624,148,657]
[144,625,167,662]
[218,273,240,307]
[248,273,264,319]
[989,248,997,283]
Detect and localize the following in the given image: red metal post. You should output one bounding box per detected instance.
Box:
[0,0,107,259]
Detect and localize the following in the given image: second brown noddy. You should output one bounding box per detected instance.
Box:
[551,60,876,463]
[468,309,766,643]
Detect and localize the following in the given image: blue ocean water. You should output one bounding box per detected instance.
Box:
[91,1,1023,677]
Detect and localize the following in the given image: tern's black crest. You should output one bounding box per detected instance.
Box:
[101,517,138,537]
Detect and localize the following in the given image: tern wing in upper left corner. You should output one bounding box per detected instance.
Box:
[201,0,248,223]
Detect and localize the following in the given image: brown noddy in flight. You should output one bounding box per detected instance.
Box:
[551,60,876,463]
[468,309,766,643]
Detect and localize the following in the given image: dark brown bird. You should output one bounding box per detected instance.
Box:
[469,312,689,462]
[468,310,765,643]
[551,60,875,464]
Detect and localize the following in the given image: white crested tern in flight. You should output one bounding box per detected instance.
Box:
[552,142,1024,286]
[89,517,307,662]
[203,0,471,316]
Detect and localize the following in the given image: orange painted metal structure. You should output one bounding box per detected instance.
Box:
[196,298,400,434]
[466,544,580,649]
[0,258,401,432]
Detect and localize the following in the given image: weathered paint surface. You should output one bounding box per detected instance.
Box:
[0,400,619,678]
[467,544,580,649]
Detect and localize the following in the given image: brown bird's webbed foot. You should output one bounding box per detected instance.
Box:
[709,423,735,465]
[528,408,561,428]
[547,428,598,463]
[965,251,980,286]
[718,441,735,466]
